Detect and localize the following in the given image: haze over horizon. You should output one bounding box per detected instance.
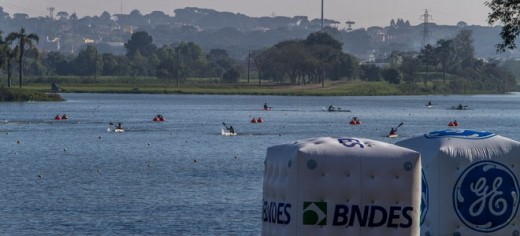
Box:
[0,0,492,28]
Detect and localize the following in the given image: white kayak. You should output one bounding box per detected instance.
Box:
[221,128,237,136]
[387,133,398,138]
[107,127,125,133]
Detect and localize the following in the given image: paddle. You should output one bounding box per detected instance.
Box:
[395,122,404,131]
[222,122,229,130]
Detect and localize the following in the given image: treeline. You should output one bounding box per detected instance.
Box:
[37,31,244,84]
[1,27,517,94]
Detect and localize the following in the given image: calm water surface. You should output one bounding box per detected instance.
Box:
[1,93,519,235]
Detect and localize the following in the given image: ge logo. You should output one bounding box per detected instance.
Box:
[453,161,519,232]
[420,170,429,225]
[338,138,364,148]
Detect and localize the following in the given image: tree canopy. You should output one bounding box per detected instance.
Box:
[486,0,520,51]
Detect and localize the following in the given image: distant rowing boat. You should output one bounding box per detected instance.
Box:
[450,105,469,110]
[323,106,351,112]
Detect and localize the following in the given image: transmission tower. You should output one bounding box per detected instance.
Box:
[420,9,432,48]
[345,20,355,32]
[47,6,55,20]
[321,0,324,30]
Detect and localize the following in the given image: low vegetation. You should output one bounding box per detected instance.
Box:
[0,87,63,102]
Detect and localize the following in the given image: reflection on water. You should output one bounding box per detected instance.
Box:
[1,93,519,234]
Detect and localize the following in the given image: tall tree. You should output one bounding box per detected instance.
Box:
[453,30,475,68]
[435,39,455,84]
[1,46,15,87]
[0,31,16,88]
[73,45,103,78]
[6,27,39,88]
[417,44,438,87]
[124,31,156,58]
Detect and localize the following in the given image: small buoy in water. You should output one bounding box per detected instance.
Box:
[193,159,197,163]
[170,132,173,135]
[147,163,152,167]
[97,169,101,173]
[37,174,43,178]
[98,136,102,139]
[279,134,282,136]
[147,142,151,146]
[63,148,67,152]
[234,156,238,159]
[16,140,20,144]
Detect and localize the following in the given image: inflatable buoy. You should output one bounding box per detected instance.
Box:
[349,117,361,125]
[54,115,61,120]
[153,115,166,122]
[448,121,459,127]
[250,118,257,123]
[257,117,264,123]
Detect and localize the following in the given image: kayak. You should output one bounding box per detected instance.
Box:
[450,106,469,110]
[221,128,237,136]
[327,109,351,112]
[107,127,124,132]
[387,134,398,138]
[324,107,351,112]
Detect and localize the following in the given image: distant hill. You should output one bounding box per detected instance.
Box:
[0,7,515,60]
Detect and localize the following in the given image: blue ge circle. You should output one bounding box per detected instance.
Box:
[420,170,429,225]
[453,161,519,232]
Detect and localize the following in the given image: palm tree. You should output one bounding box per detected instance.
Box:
[6,27,39,88]
[0,45,16,87]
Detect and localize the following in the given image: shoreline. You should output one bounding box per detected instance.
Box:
[2,81,512,102]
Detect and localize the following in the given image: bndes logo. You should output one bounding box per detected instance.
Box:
[303,202,327,225]
[263,201,291,225]
[453,161,520,232]
[303,202,414,228]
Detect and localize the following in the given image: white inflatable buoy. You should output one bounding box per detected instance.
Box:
[263,137,421,235]
[396,129,520,235]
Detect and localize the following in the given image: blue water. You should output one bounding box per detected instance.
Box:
[1,93,519,235]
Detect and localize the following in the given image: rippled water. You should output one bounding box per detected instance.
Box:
[0,93,519,235]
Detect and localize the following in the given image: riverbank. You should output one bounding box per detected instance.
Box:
[22,81,413,96]
[11,80,510,100]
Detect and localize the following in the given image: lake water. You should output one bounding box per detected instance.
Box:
[1,93,519,235]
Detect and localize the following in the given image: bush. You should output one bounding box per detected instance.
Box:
[222,68,240,83]
[381,68,401,84]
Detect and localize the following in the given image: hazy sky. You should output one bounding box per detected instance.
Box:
[0,0,492,28]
